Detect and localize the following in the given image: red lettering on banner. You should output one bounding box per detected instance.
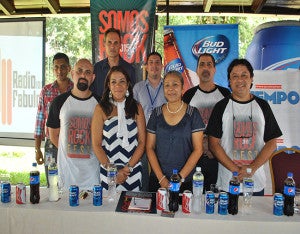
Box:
[134,34,147,63]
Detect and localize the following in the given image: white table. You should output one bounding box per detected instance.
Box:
[0,188,299,234]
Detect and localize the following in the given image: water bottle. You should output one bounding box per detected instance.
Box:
[48,158,59,202]
[168,169,180,212]
[243,168,254,206]
[228,171,240,215]
[192,167,204,214]
[30,162,40,204]
[283,172,295,216]
[107,163,117,201]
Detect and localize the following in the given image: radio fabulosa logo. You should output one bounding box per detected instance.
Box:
[191,34,230,64]
[1,49,41,126]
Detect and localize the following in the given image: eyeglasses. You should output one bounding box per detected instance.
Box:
[232,102,253,139]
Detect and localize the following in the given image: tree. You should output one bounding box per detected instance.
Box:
[45,16,92,83]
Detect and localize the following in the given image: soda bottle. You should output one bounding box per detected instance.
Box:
[283,172,295,216]
[243,168,254,206]
[168,169,180,212]
[48,158,59,202]
[30,162,40,204]
[228,171,240,215]
[164,28,193,93]
[107,163,117,202]
[192,167,204,214]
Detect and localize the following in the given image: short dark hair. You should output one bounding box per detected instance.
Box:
[197,53,216,68]
[146,51,162,64]
[53,52,69,65]
[164,70,184,86]
[104,28,121,42]
[227,58,254,80]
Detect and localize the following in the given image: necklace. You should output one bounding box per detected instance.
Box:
[166,101,184,114]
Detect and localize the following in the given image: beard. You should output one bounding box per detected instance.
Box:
[77,78,89,91]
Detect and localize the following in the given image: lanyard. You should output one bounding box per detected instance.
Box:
[146,82,162,110]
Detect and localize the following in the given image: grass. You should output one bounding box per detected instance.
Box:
[0,169,47,187]
[0,151,25,158]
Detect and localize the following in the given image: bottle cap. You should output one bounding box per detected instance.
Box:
[246,168,252,174]
[233,171,238,176]
[196,167,201,172]
[287,172,293,177]
[32,162,37,167]
[173,169,178,174]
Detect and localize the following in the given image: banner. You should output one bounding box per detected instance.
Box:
[252,70,300,150]
[163,24,238,92]
[0,19,45,143]
[90,0,157,81]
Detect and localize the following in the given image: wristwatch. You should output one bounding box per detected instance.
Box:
[126,163,133,173]
[179,173,185,183]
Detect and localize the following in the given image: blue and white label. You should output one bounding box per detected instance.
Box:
[165,58,184,74]
[191,34,230,64]
[169,182,180,192]
[284,185,295,196]
[193,180,204,188]
[48,169,58,176]
[30,175,40,185]
[244,180,254,188]
[229,185,240,195]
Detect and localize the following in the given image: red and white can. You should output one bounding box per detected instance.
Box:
[182,190,192,213]
[156,188,168,211]
[16,183,26,204]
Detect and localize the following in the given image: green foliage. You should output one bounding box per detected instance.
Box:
[0,169,47,186]
[0,151,25,158]
[45,16,93,84]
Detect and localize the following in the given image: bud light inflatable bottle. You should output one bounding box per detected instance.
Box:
[283,172,295,216]
[228,171,240,215]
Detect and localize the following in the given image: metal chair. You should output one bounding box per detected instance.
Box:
[269,148,300,194]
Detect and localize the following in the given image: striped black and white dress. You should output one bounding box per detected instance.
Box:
[100,116,142,191]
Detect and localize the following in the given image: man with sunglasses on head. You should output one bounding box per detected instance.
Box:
[206,58,282,196]
[183,53,230,192]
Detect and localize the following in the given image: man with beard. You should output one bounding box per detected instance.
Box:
[47,59,101,190]
[34,52,73,187]
[183,53,230,192]
[91,28,136,97]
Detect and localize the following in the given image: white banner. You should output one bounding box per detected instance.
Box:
[252,70,300,150]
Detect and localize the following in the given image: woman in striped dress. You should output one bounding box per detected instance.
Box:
[91,66,146,191]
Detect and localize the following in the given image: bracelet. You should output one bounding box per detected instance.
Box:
[158,175,166,184]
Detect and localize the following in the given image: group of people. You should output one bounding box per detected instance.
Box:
[34,27,282,196]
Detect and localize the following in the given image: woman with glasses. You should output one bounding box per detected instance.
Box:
[206,58,282,196]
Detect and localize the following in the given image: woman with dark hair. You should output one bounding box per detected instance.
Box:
[146,70,205,193]
[91,66,146,191]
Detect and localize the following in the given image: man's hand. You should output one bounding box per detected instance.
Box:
[35,148,44,165]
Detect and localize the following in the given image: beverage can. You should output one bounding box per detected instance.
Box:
[93,184,103,206]
[69,185,79,207]
[273,193,284,216]
[182,190,192,214]
[156,188,168,211]
[218,192,228,215]
[16,183,26,204]
[205,191,215,214]
[1,182,11,203]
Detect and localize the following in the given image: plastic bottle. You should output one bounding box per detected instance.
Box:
[48,158,59,201]
[30,162,40,204]
[168,169,180,212]
[283,172,296,216]
[192,167,204,214]
[243,168,254,206]
[107,163,117,201]
[228,171,240,215]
